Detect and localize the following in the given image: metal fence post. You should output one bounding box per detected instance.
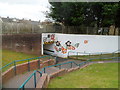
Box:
[101,53,102,60]
[55,56,58,64]
[14,61,16,75]
[99,53,101,60]
[89,53,90,59]
[49,56,50,59]
[28,60,30,71]
[22,85,25,90]
[59,65,61,69]
[70,62,72,68]
[77,52,79,59]
[40,73,42,77]
[112,52,115,60]
[112,52,114,57]
[34,72,36,88]
[38,59,40,69]
[68,52,69,58]
[44,67,46,73]
[48,57,50,66]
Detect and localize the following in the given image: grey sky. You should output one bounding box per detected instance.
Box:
[0,0,51,21]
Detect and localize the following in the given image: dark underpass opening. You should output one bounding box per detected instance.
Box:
[43,44,54,55]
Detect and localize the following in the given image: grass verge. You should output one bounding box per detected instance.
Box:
[2,49,39,72]
[48,63,118,88]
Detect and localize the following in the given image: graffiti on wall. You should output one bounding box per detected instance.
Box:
[54,40,80,54]
[43,34,55,44]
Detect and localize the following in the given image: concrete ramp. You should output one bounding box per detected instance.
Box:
[2,67,60,88]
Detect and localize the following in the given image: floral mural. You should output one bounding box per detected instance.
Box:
[43,33,88,54]
[65,41,75,50]
[43,34,55,44]
[54,40,79,54]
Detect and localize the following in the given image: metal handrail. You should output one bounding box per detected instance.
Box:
[0,62,14,70]
[0,55,53,71]
[68,49,120,56]
[18,61,79,89]
[18,56,120,90]
[18,70,43,90]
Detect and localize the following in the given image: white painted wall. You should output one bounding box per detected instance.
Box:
[42,33,119,58]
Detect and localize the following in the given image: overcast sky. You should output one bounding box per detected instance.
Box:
[0,0,51,21]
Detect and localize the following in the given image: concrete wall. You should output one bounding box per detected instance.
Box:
[42,33,119,58]
[36,74,49,88]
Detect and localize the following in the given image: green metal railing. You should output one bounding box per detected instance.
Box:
[0,55,53,74]
[18,56,120,89]
[18,70,42,90]
[68,50,120,60]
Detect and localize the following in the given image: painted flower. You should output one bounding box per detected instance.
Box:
[67,46,75,50]
[61,46,67,54]
[65,41,71,47]
[56,41,61,46]
[51,34,55,40]
[59,48,62,51]
[54,46,59,52]
[84,40,88,44]
[47,34,50,38]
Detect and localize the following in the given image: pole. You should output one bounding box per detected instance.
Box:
[68,52,69,58]
[59,65,61,69]
[77,52,79,59]
[44,67,46,73]
[70,62,72,68]
[14,61,16,75]
[38,59,40,69]
[28,60,30,71]
[34,73,36,88]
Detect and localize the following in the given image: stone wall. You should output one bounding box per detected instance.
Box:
[2,34,42,55]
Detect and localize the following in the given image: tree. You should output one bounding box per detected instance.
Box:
[115,2,120,28]
[102,2,119,27]
[47,2,119,33]
[48,2,86,26]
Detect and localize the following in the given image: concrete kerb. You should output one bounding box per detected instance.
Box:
[36,62,92,88]
[36,61,115,89]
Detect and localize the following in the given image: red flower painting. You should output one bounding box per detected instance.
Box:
[84,40,88,44]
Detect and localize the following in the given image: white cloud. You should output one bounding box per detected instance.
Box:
[0,0,51,21]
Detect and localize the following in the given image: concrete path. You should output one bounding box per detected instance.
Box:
[2,58,82,88]
[2,67,60,88]
[2,58,119,88]
[3,71,37,88]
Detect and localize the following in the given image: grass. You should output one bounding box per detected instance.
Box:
[48,63,118,88]
[1,49,39,72]
[2,49,39,66]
